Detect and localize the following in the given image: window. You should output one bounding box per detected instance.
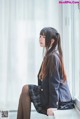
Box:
[62,4,80,99]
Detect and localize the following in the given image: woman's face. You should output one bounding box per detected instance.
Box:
[39,35,46,47]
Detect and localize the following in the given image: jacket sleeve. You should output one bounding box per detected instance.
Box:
[48,54,61,108]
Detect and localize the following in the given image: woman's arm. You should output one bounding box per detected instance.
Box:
[47,53,61,115]
[48,53,61,109]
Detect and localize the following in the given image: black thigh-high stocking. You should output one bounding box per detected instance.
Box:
[17,85,31,119]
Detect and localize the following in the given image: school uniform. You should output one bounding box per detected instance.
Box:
[29,51,74,115]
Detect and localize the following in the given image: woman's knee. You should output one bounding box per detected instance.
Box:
[22,85,29,95]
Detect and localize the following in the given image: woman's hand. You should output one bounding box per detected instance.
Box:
[47,108,57,116]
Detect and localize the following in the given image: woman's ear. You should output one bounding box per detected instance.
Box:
[50,39,55,46]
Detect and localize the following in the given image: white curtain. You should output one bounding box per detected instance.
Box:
[62,4,80,99]
[0,0,61,110]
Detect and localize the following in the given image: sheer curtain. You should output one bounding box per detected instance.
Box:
[0,0,61,110]
[62,4,80,99]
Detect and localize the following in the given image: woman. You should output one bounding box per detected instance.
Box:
[17,27,74,119]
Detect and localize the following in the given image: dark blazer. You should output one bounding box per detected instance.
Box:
[38,51,72,109]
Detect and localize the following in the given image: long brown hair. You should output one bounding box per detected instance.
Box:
[38,27,67,81]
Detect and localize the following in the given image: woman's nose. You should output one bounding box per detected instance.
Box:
[39,38,42,42]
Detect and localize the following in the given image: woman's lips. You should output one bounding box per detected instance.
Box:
[40,42,42,44]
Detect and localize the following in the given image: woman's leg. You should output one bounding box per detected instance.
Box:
[17,85,31,119]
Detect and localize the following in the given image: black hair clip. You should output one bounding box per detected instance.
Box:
[55,32,59,39]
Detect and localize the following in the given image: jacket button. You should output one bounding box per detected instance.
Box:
[41,89,43,91]
[56,101,58,105]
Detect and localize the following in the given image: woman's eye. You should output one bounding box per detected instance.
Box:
[39,35,45,38]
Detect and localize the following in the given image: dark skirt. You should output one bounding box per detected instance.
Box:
[29,85,75,115]
[29,85,47,115]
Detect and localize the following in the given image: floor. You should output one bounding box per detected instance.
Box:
[0,109,80,119]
